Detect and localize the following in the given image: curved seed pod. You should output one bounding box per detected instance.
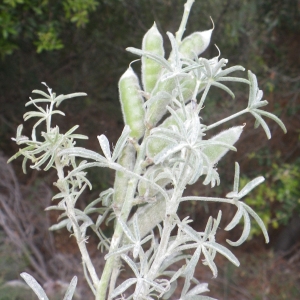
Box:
[138,165,171,197]
[142,22,165,94]
[179,27,213,60]
[113,142,136,214]
[202,125,244,164]
[126,193,167,242]
[119,67,145,140]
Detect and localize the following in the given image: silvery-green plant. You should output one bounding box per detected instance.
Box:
[8,0,286,299]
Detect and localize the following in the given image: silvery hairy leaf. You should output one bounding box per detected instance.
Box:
[112,278,137,298]
[63,276,78,300]
[20,273,49,300]
[204,242,240,267]
[226,208,251,246]
[247,71,287,138]
[98,134,112,161]
[126,47,171,71]
[111,125,131,162]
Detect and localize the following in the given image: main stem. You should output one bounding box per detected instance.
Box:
[96,143,146,300]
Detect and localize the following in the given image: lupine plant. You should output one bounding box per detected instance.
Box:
[8,0,286,299]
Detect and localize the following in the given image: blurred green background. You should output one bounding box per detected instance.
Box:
[0,0,299,299]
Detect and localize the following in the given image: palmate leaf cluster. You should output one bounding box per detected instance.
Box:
[8,1,286,299]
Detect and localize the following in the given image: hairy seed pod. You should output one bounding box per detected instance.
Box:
[125,193,167,242]
[142,22,165,94]
[113,143,136,214]
[202,125,244,164]
[119,67,145,140]
[179,28,213,59]
[138,165,171,197]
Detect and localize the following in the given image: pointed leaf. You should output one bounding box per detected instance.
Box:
[126,47,171,70]
[104,244,134,260]
[98,135,112,161]
[111,278,137,298]
[250,111,271,139]
[121,254,140,278]
[32,89,51,99]
[63,276,77,300]
[254,109,287,133]
[211,81,235,98]
[184,246,202,277]
[202,247,217,277]
[242,203,269,243]
[185,283,209,296]
[205,242,240,267]
[237,176,265,199]
[225,204,243,231]
[226,210,251,246]
[111,125,131,161]
[20,272,49,300]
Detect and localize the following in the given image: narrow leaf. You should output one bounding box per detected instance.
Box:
[250,111,271,139]
[202,247,218,277]
[226,210,251,246]
[254,109,287,134]
[121,254,140,278]
[20,272,49,300]
[111,278,137,298]
[206,242,240,267]
[63,276,77,300]
[111,125,131,161]
[225,204,243,231]
[237,176,265,199]
[242,203,269,243]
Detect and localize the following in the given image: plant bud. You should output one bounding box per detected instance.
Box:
[202,125,244,164]
[118,67,145,140]
[113,143,136,214]
[179,28,213,59]
[142,22,165,94]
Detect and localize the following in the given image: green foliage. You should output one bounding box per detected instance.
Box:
[0,0,98,57]
[241,160,300,238]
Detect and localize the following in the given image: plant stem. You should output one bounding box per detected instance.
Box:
[144,150,191,289]
[204,108,249,131]
[176,0,195,43]
[55,159,99,288]
[96,143,146,300]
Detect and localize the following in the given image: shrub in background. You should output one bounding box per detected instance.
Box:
[8,0,286,299]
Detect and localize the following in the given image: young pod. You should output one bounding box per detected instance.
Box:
[124,193,166,243]
[179,28,213,60]
[113,143,136,214]
[202,125,244,164]
[142,22,165,94]
[119,67,145,140]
